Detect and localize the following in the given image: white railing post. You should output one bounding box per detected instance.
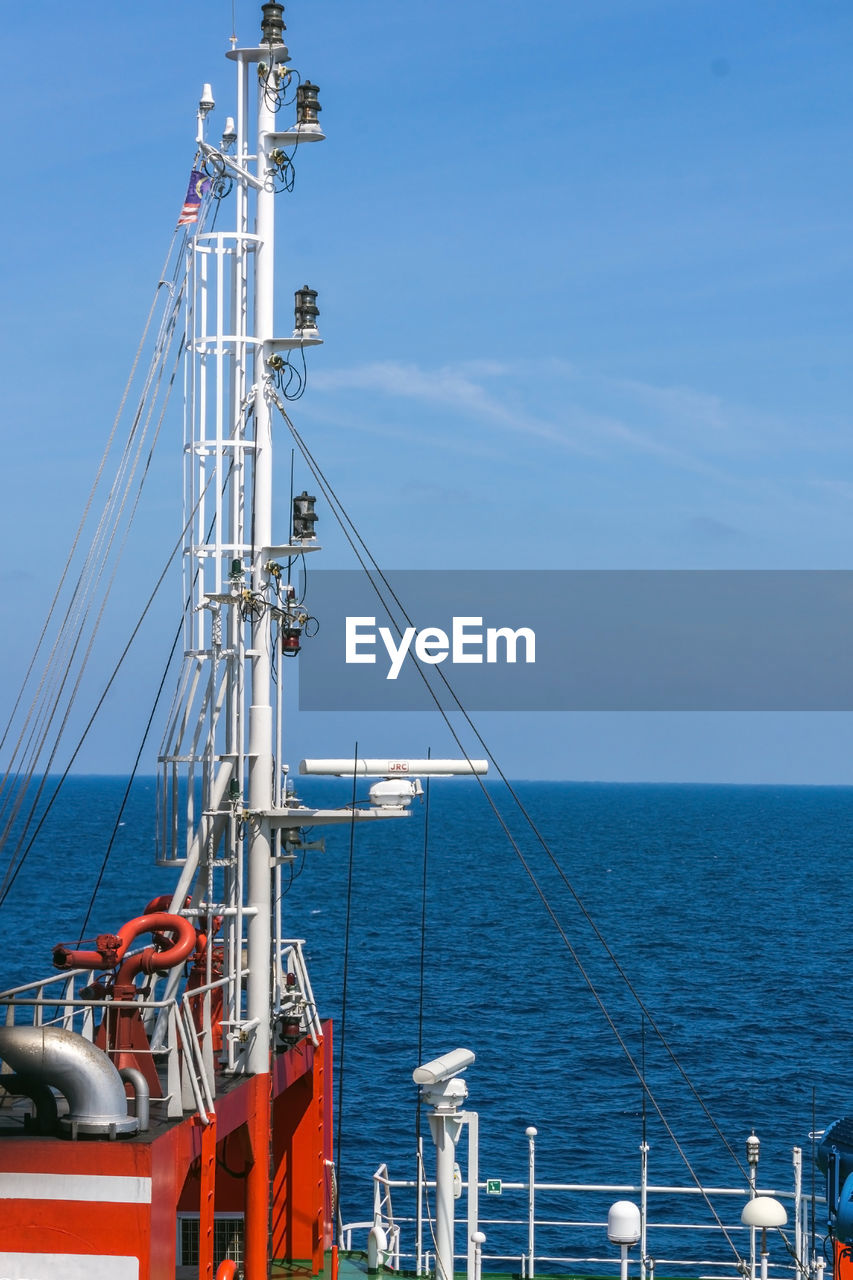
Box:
[640,1138,649,1280]
[472,1231,486,1280]
[416,1136,425,1277]
[526,1126,537,1280]
[466,1111,480,1280]
[793,1147,803,1276]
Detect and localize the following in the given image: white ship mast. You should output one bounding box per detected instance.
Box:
[154,8,487,1270]
[157,1,326,1080]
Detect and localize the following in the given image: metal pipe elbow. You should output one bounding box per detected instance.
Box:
[0,1025,138,1137]
[119,1065,150,1132]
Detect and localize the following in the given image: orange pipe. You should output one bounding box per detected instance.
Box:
[53,912,196,979]
[143,894,189,914]
[114,913,196,983]
[215,1262,238,1280]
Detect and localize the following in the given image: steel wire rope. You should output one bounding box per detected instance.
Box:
[0,196,201,820]
[415,750,432,1151]
[334,744,360,1246]
[0,384,218,911]
[0,189,210,848]
[0,323,183,873]
[0,239,189,830]
[0,267,189,852]
[75,612,185,947]
[74,458,232,945]
[416,1141,442,1265]
[4,316,184,805]
[0,224,186,780]
[271,393,750,1264]
[274,390,751,1182]
[776,1229,811,1280]
[0,328,187,890]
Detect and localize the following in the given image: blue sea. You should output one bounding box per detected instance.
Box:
[1,777,850,1268]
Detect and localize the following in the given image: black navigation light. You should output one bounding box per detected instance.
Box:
[292,490,318,540]
[296,82,322,125]
[294,286,319,333]
[260,3,286,46]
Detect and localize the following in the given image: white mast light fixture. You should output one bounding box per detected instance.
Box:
[260,1,287,47]
[293,286,320,339]
[199,83,215,116]
[292,491,318,541]
[297,82,322,125]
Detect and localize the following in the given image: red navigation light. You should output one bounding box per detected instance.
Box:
[282,627,302,655]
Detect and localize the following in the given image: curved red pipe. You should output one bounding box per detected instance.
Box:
[215,1262,238,1280]
[113,913,197,984]
[143,894,190,915]
[53,912,195,981]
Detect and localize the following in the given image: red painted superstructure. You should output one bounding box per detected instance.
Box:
[0,1018,333,1279]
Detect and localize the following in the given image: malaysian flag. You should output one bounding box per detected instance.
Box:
[177,169,211,227]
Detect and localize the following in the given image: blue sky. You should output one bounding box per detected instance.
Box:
[0,1,851,781]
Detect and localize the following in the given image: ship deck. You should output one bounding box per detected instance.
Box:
[263,1258,694,1280]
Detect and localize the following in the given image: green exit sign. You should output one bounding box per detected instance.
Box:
[486,1179,502,1195]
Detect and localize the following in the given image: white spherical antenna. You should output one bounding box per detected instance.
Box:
[741,1197,788,1228]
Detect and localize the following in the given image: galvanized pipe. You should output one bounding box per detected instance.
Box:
[0,1025,137,1137]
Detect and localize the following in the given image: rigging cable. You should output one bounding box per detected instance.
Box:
[73,448,236,946]
[0,181,216,877]
[0,223,185,777]
[415,749,432,1148]
[275,390,750,1177]
[0,457,221,909]
[272,391,749,1264]
[0,243,191,867]
[76,610,185,945]
[0,327,187,894]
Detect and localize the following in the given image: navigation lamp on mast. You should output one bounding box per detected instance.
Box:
[297,82,322,125]
[293,286,320,339]
[260,2,287,46]
[746,1131,761,1280]
[746,1131,760,1172]
[282,626,302,656]
[199,83,215,116]
[292,490,318,541]
[196,83,215,143]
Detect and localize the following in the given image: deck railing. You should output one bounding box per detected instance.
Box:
[341,1142,826,1280]
[0,936,319,1124]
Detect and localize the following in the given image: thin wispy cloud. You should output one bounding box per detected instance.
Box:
[309,357,853,513]
[311,358,741,479]
[312,360,600,455]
